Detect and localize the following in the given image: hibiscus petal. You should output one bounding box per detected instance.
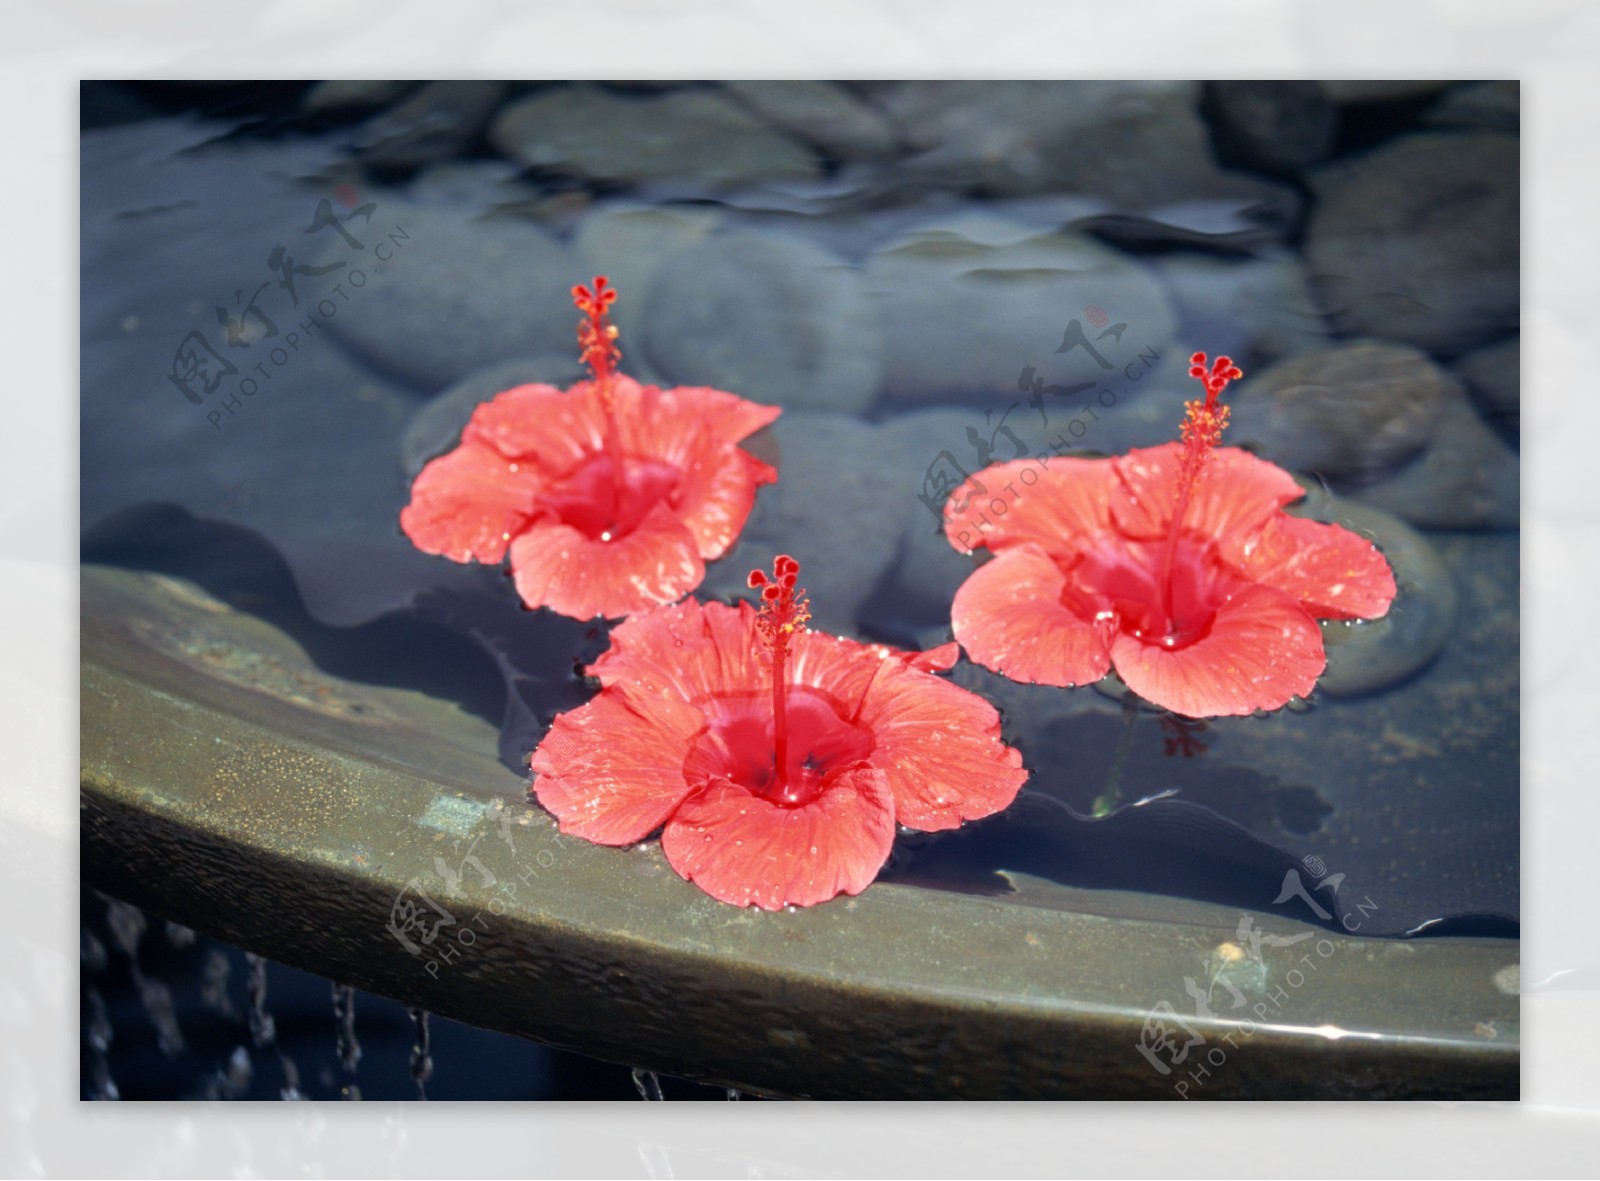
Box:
[593,599,767,706]
[508,502,704,620]
[659,768,895,909]
[672,440,778,561]
[601,382,778,475]
[1108,582,1327,718]
[463,381,605,475]
[399,437,542,563]
[1111,445,1304,548]
[598,604,961,719]
[652,386,782,453]
[942,457,1116,555]
[901,641,960,674]
[787,628,900,717]
[530,691,704,845]
[857,662,1028,831]
[950,543,1114,689]
[1229,514,1398,621]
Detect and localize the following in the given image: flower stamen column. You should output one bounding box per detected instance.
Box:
[1157,353,1241,631]
[748,555,811,797]
[573,276,624,531]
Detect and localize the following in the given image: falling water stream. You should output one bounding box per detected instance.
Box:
[631,1068,664,1101]
[82,985,117,1102]
[407,1007,433,1101]
[83,892,747,1099]
[332,983,361,1099]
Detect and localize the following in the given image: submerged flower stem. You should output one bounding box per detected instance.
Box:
[1157,353,1242,627]
[749,556,810,792]
[574,276,625,528]
[1091,689,1141,817]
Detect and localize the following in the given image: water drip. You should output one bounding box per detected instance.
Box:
[139,976,185,1057]
[104,897,145,959]
[81,928,107,974]
[104,896,184,1056]
[200,949,235,1018]
[83,986,118,1101]
[332,982,361,1078]
[407,1007,433,1100]
[201,1045,253,1100]
[242,950,305,1099]
[243,952,276,1047]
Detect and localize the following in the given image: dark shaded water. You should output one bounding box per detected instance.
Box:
[81,80,1519,1098]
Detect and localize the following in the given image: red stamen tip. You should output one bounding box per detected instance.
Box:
[574,275,621,382]
[751,555,810,648]
[1186,348,1244,402]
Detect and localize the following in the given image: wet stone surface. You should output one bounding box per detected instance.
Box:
[1204,81,1339,174]
[1306,133,1519,356]
[302,80,414,117]
[1231,340,1519,530]
[863,214,1175,404]
[638,230,884,415]
[1423,81,1520,134]
[1230,340,1455,480]
[489,84,822,191]
[1348,386,1520,530]
[881,80,1299,217]
[1454,337,1520,443]
[1152,250,1328,368]
[699,412,903,634]
[721,81,899,166]
[314,203,578,392]
[349,81,510,175]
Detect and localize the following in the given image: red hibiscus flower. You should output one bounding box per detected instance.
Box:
[400,277,780,621]
[530,556,1028,909]
[944,354,1397,719]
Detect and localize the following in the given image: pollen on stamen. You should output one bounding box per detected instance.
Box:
[573,275,622,383]
[750,555,811,652]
